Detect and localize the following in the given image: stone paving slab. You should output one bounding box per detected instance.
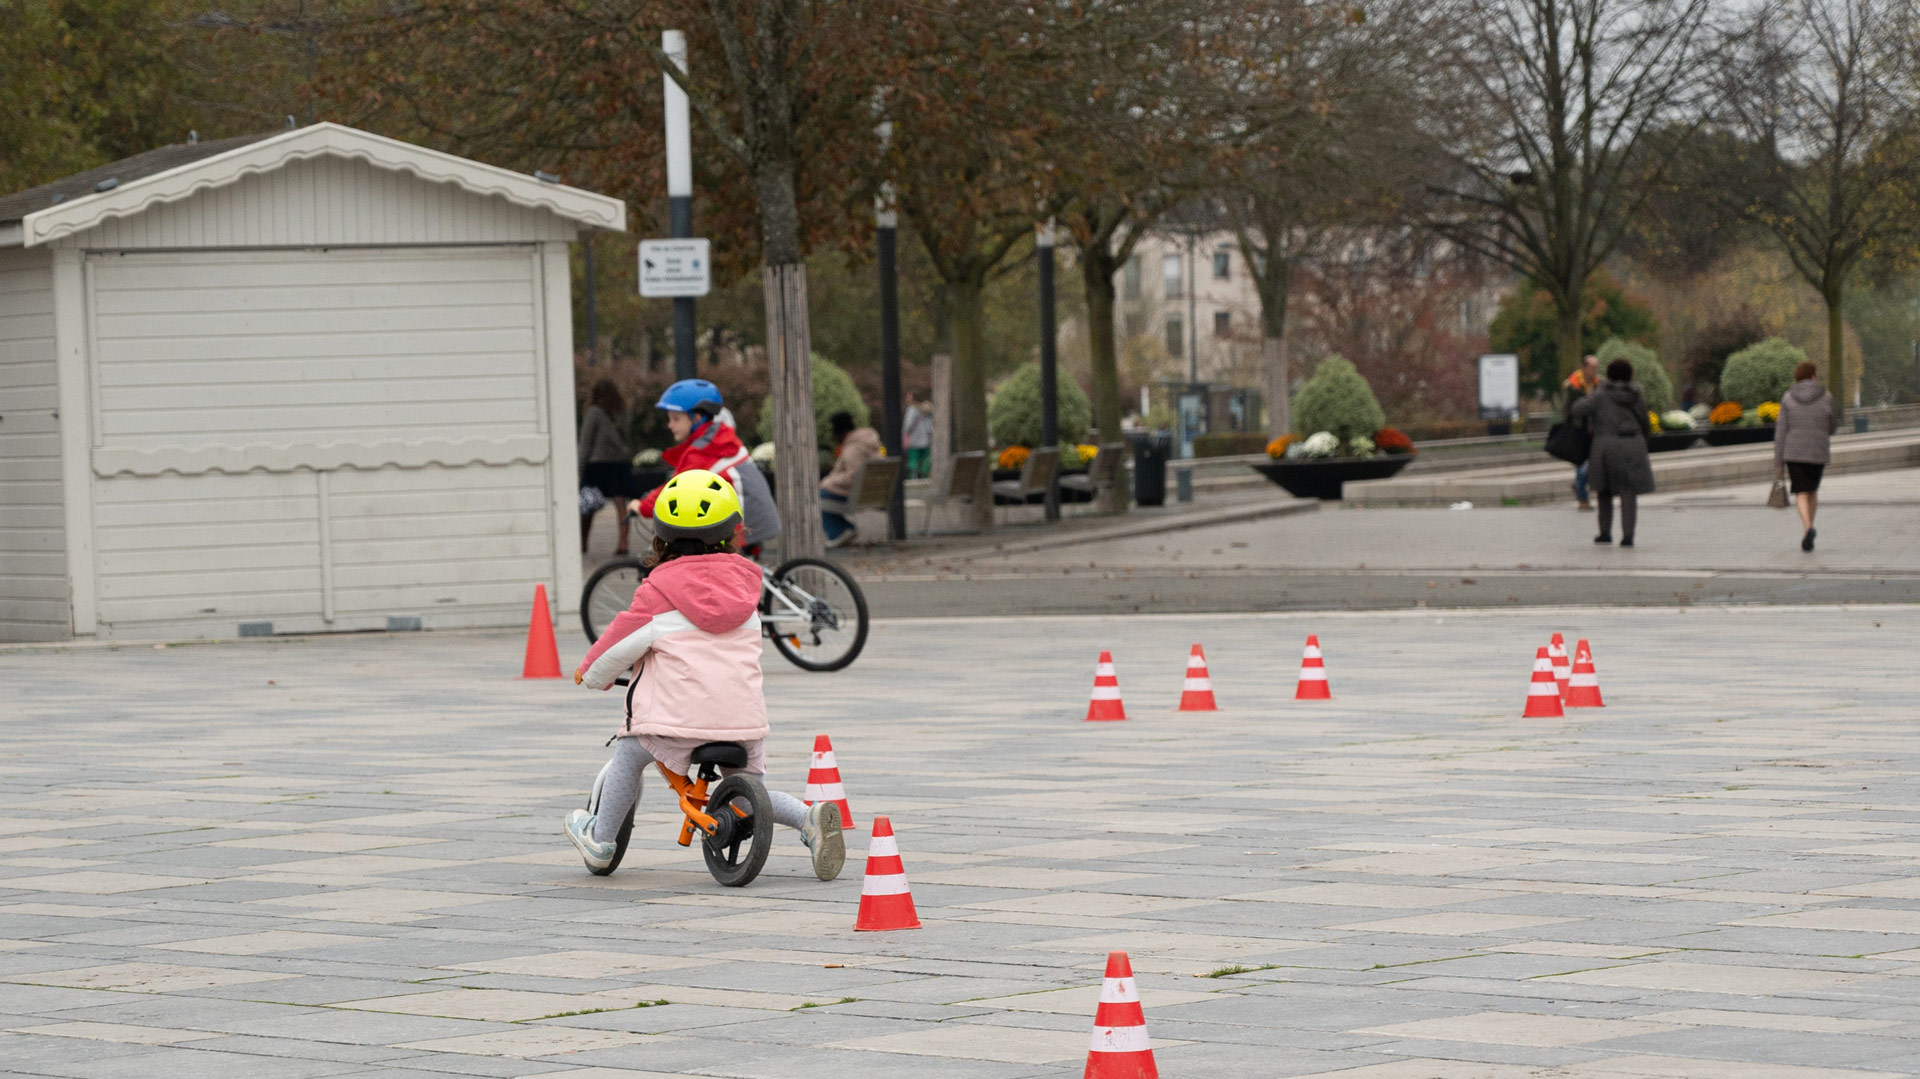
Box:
[2,607,1920,1076]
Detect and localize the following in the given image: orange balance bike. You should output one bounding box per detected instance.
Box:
[585,737,773,887]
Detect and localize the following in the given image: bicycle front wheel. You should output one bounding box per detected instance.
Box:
[581,558,648,644]
[765,557,869,672]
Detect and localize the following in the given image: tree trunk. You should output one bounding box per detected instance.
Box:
[765,263,823,559]
[1825,282,1847,416]
[1555,288,1584,386]
[1259,259,1292,437]
[1081,246,1123,444]
[1080,249,1127,514]
[947,279,993,531]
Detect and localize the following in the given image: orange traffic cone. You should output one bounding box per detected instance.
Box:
[1522,645,1564,717]
[803,734,859,829]
[1178,644,1218,711]
[1086,651,1127,721]
[520,584,562,679]
[1084,950,1158,1079]
[1565,638,1605,708]
[1294,635,1331,700]
[853,816,920,931]
[1548,633,1572,697]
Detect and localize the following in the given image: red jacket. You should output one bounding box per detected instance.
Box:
[636,419,751,519]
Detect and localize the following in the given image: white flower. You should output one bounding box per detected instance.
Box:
[1348,435,1376,457]
[1660,410,1695,431]
[632,447,664,468]
[1298,431,1340,459]
[750,441,777,466]
[1688,403,1711,424]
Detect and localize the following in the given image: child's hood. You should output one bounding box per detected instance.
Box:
[645,554,762,631]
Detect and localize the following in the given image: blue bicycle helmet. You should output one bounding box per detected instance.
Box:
[655,378,723,418]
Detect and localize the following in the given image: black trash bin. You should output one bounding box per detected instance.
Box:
[1132,433,1170,507]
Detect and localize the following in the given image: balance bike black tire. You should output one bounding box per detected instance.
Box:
[701,774,773,887]
[590,805,636,877]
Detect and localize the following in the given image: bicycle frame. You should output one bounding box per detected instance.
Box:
[759,567,835,636]
[653,763,747,846]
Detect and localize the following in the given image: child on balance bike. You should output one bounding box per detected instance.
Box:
[565,468,844,883]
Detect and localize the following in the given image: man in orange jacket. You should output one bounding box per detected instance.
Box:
[1563,354,1600,511]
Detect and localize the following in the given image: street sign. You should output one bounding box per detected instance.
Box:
[1478,353,1520,420]
[638,238,711,298]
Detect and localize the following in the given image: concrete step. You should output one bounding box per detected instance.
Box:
[1344,429,1920,506]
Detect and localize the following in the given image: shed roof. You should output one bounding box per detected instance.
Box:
[4,122,625,248]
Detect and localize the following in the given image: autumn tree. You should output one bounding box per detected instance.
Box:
[325,0,896,558]
[1711,0,1920,409]
[1432,0,1714,386]
[1212,0,1456,436]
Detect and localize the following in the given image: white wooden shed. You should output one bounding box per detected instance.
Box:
[0,123,625,641]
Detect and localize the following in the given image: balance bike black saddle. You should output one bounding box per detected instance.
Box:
[689,742,749,769]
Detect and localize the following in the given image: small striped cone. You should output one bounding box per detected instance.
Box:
[1522,645,1564,717]
[1548,633,1572,697]
[1177,644,1218,711]
[1565,638,1605,708]
[802,734,858,829]
[1294,635,1331,700]
[1086,650,1127,721]
[1084,950,1158,1079]
[853,816,920,931]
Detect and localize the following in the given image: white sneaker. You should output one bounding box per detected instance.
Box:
[800,801,845,881]
[824,529,856,549]
[565,808,616,872]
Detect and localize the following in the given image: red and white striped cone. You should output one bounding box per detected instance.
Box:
[1177,644,1217,712]
[1294,635,1331,700]
[802,734,858,829]
[1522,645,1564,718]
[1565,638,1605,708]
[1083,950,1157,1079]
[1086,650,1127,721]
[1548,633,1572,697]
[853,816,920,931]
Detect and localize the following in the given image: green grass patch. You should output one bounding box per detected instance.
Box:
[1203,964,1278,978]
[794,997,859,1010]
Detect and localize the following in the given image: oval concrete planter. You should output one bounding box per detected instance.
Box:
[1250,454,1415,500]
[1646,432,1701,453]
[1701,425,1775,446]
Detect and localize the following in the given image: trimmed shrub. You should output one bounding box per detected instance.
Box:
[1720,337,1803,409]
[756,353,870,450]
[1597,338,1675,413]
[1292,356,1385,447]
[987,363,1092,448]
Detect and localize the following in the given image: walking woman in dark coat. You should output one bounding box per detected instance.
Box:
[1570,358,1656,546]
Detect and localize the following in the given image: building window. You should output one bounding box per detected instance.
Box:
[1122,256,1141,300]
[1214,310,1232,338]
[1162,253,1182,299]
[1212,247,1231,280]
[1165,315,1183,358]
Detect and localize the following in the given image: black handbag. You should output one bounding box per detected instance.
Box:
[1544,419,1591,464]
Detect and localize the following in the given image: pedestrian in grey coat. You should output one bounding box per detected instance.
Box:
[1774,361,1837,552]
[1570,358,1655,547]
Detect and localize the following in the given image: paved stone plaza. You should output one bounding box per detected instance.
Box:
[3,607,1920,1077]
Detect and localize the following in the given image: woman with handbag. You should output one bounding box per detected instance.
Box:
[1571,358,1655,546]
[1775,361,1837,551]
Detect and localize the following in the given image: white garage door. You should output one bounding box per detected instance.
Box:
[87,246,557,636]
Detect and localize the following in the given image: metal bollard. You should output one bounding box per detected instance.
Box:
[1175,466,1193,503]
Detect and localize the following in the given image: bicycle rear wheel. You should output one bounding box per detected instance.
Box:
[581,558,648,644]
[765,557,869,672]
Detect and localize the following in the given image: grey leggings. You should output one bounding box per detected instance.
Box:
[591,737,808,844]
[1597,491,1637,540]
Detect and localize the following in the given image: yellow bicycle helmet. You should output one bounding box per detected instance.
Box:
[652,468,742,544]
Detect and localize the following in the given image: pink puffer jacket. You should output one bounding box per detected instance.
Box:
[578,554,768,743]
